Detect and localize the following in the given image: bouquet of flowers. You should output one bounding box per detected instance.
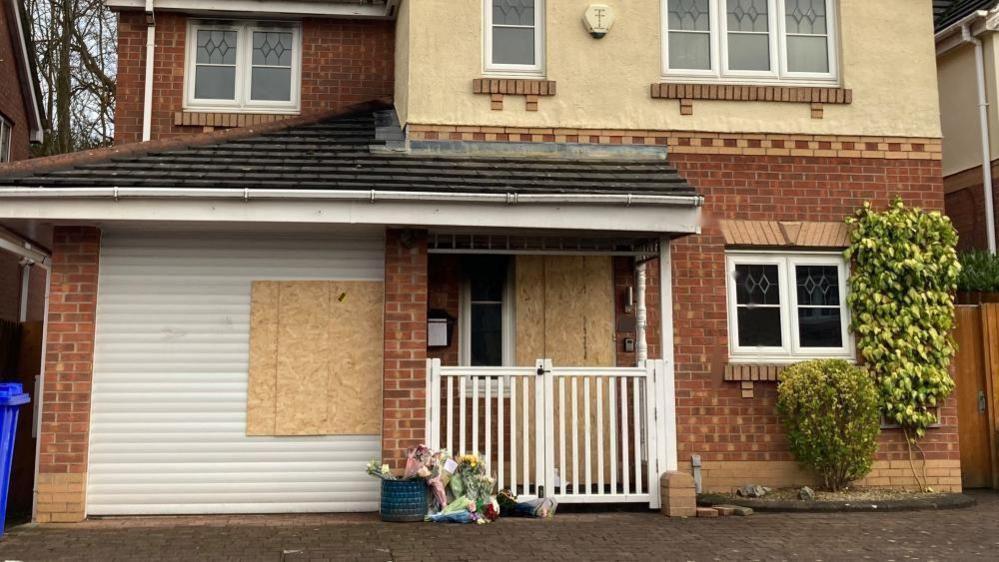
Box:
[365,460,395,481]
[404,445,434,479]
[451,454,494,500]
[366,445,449,483]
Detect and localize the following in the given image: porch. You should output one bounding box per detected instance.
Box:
[416,231,680,509]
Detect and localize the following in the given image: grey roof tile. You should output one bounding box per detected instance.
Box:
[0,107,698,198]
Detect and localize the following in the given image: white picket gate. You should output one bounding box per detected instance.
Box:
[425,359,672,508]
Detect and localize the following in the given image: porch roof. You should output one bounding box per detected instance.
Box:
[0,103,699,199]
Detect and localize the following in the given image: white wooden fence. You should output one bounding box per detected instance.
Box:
[425,359,672,508]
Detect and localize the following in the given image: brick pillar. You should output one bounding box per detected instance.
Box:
[35,226,101,523]
[660,471,697,518]
[382,229,428,470]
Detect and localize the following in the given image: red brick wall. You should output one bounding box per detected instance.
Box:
[382,229,428,469]
[114,10,395,144]
[427,255,460,366]
[667,154,958,464]
[35,226,101,522]
[0,1,31,161]
[613,257,662,367]
[945,160,999,252]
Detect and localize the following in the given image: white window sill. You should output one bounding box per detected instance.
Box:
[658,76,841,89]
[481,72,547,80]
[727,355,855,365]
[182,106,301,115]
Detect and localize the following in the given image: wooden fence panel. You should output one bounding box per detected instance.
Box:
[954,304,999,489]
[983,305,999,488]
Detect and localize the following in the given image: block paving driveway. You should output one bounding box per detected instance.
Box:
[0,491,996,561]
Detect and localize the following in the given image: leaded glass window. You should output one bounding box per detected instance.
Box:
[784,0,830,73]
[734,264,783,347]
[795,265,842,347]
[487,0,543,72]
[194,30,238,100]
[726,0,771,71]
[251,32,294,102]
[187,21,300,111]
[667,0,712,71]
[662,0,836,81]
[727,253,850,360]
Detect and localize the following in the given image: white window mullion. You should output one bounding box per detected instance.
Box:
[238,26,251,107]
[777,257,794,356]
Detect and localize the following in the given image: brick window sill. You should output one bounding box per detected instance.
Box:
[651,83,852,119]
[473,78,557,112]
[174,111,300,129]
[725,363,785,399]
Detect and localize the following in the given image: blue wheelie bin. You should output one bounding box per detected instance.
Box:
[0,383,29,536]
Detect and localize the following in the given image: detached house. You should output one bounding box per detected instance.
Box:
[0,0,45,327]
[935,0,999,252]
[0,0,958,523]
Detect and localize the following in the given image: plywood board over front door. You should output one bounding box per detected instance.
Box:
[247,280,385,436]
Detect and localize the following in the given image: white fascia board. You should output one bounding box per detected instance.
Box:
[0,198,701,234]
[936,10,995,56]
[106,0,391,18]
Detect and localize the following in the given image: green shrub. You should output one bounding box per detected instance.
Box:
[957,250,999,293]
[777,360,881,491]
[845,199,959,438]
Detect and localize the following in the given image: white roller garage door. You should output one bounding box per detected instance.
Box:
[86,229,385,515]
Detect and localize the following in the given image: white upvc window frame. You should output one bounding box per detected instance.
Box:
[184,20,302,114]
[0,116,11,163]
[483,0,546,77]
[726,250,853,363]
[662,0,839,86]
[458,262,517,368]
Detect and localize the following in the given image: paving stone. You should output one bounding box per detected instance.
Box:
[0,491,994,561]
[714,506,737,516]
[715,504,755,516]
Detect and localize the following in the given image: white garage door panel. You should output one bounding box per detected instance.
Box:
[87,230,385,515]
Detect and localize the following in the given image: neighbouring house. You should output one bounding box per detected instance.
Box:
[0,0,46,522]
[936,0,999,252]
[0,0,960,523]
[0,0,45,328]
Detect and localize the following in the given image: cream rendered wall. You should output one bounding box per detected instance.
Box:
[398,0,941,138]
[939,32,999,177]
[394,0,411,127]
[939,44,988,176]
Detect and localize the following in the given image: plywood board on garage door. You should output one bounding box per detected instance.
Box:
[248,280,383,436]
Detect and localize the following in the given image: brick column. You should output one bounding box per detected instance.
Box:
[382,229,428,470]
[35,226,101,523]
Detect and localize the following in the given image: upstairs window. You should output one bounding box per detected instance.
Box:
[484,0,545,76]
[725,252,852,362]
[663,0,838,83]
[185,21,301,113]
[0,117,10,163]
